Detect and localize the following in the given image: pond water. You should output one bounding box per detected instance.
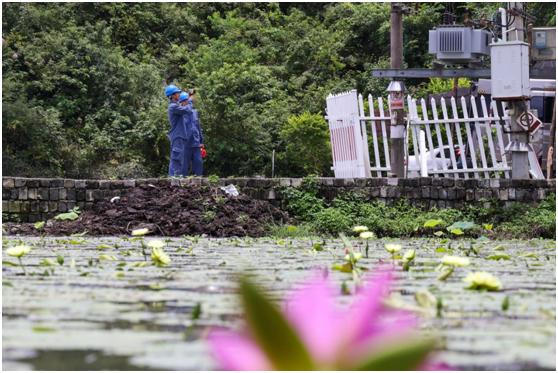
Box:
[2,236,556,370]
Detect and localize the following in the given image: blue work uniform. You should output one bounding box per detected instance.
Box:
[167,101,193,177]
[182,106,204,176]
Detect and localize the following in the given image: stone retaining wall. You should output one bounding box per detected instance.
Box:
[2,176,556,222]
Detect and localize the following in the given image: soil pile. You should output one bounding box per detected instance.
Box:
[6,184,289,237]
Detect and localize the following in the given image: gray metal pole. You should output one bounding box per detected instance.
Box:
[507,2,530,179]
[389,3,406,178]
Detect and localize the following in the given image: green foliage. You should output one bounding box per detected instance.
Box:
[280,113,331,176]
[313,208,352,234]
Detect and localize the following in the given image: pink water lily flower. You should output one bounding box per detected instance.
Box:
[208,267,447,370]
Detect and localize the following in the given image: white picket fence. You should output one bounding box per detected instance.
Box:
[325,90,543,179]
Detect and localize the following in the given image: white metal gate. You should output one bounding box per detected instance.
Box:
[406,95,512,179]
[327,91,544,179]
[325,90,368,178]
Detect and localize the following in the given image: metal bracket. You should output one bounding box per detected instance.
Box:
[372,68,491,79]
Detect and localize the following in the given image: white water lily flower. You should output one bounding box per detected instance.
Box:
[441,255,470,267]
[359,231,375,240]
[384,244,402,254]
[131,228,150,236]
[151,247,171,266]
[344,252,363,262]
[463,271,502,291]
[6,245,31,258]
[352,226,369,233]
[146,240,165,249]
[403,249,416,262]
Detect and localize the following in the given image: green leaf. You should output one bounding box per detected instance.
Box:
[423,219,443,228]
[2,260,19,267]
[433,231,445,237]
[450,228,464,236]
[34,221,45,230]
[96,244,112,250]
[355,337,436,370]
[191,303,202,321]
[447,221,476,231]
[487,253,511,261]
[502,295,510,311]
[332,262,353,273]
[32,325,57,333]
[56,255,64,265]
[54,211,79,221]
[239,276,315,370]
[483,223,493,231]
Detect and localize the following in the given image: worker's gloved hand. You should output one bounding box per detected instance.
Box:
[200,145,207,158]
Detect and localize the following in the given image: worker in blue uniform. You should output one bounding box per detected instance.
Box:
[165,84,193,177]
[183,92,204,176]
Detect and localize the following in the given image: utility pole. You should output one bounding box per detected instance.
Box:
[507,1,530,179]
[389,3,406,178]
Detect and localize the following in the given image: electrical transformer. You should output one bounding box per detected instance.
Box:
[428,26,491,63]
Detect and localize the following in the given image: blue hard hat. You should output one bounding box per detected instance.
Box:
[164,84,181,97]
[178,92,190,102]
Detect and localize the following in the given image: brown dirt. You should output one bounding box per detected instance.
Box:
[5,184,289,237]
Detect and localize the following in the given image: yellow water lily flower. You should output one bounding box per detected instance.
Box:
[359,231,375,240]
[352,226,369,233]
[131,228,150,236]
[151,247,171,266]
[441,255,470,267]
[146,240,165,249]
[344,252,363,262]
[463,272,502,291]
[6,245,31,258]
[384,244,402,254]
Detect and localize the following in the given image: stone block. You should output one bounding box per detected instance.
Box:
[64,179,75,188]
[454,179,465,188]
[27,188,38,200]
[419,177,432,186]
[59,188,67,200]
[2,178,15,188]
[380,187,388,198]
[38,188,49,200]
[489,179,500,188]
[49,189,60,201]
[432,178,444,187]
[49,201,58,211]
[30,201,40,212]
[387,178,398,186]
[75,180,87,189]
[442,178,455,187]
[387,187,398,198]
[465,190,475,201]
[2,201,8,212]
[14,178,26,187]
[66,189,76,201]
[447,189,456,200]
[421,187,430,199]
[498,189,508,201]
[77,202,86,210]
[66,201,76,210]
[58,202,67,212]
[291,179,302,188]
[455,188,465,200]
[370,187,380,198]
[464,179,477,189]
[50,179,64,187]
[430,187,439,199]
[76,190,86,201]
[439,189,448,199]
[437,200,446,208]
[39,178,51,187]
[8,201,21,213]
[92,190,104,200]
[20,202,30,213]
[86,190,94,202]
[266,189,276,200]
[537,189,546,200]
[18,187,28,200]
[3,190,10,199]
[279,178,292,187]
[10,189,18,199]
[355,178,367,187]
[86,180,99,189]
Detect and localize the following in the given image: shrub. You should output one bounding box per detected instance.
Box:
[312,207,351,234]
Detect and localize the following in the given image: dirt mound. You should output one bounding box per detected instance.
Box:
[6,184,289,237]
